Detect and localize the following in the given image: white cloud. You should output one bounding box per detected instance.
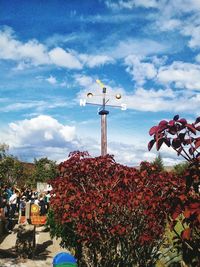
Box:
[45,32,83,47]
[0,27,83,70]
[134,87,175,98]
[145,1,200,50]
[0,101,46,112]
[49,47,82,69]
[46,75,57,85]
[158,19,182,32]
[108,141,182,166]
[0,27,50,65]
[182,25,200,49]
[0,99,69,113]
[109,39,168,59]
[125,55,157,85]
[75,75,94,88]
[123,87,200,115]
[154,0,200,17]
[79,54,114,68]
[0,27,115,70]
[196,54,200,62]
[168,0,200,14]
[134,0,158,8]
[7,115,76,147]
[105,0,158,10]
[157,61,200,90]
[0,114,187,166]
[75,74,200,115]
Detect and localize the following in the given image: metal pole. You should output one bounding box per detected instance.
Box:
[99,87,109,156]
[101,114,107,156]
[85,82,124,156]
[99,110,109,156]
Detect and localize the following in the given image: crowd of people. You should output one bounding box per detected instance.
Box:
[0,184,51,233]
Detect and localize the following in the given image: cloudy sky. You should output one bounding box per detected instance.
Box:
[0,0,199,166]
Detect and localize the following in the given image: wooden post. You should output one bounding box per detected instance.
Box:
[99,110,109,156]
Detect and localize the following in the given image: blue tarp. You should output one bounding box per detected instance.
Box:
[53,252,77,266]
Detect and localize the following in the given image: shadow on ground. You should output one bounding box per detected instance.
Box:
[0,248,17,258]
[34,240,53,260]
[0,235,53,261]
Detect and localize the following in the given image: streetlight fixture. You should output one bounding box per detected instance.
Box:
[80,79,127,156]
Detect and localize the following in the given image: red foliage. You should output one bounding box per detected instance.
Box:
[149,115,200,264]
[50,152,184,266]
[148,115,200,164]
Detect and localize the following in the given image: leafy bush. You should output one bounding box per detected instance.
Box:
[148,115,200,266]
[48,151,184,267]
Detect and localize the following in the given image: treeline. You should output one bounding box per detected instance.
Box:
[0,143,189,188]
[148,153,189,175]
[0,143,58,188]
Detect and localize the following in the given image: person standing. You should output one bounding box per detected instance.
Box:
[38,194,46,216]
[45,191,51,211]
[9,189,18,218]
[18,196,26,224]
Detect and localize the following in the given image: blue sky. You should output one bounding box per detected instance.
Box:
[0,0,200,166]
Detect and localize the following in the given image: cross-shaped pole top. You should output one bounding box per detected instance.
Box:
[80,79,127,156]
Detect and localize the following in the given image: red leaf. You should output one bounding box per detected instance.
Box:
[164,138,171,147]
[87,214,92,220]
[186,124,196,134]
[182,228,191,240]
[179,194,187,201]
[195,140,200,149]
[169,120,175,126]
[178,133,186,141]
[148,139,155,151]
[139,234,152,244]
[172,206,182,220]
[184,209,191,218]
[189,202,200,209]
[156,138,164,150]
[64,204,70,210]
[178,118,187,125]
[158,124,168,132]
[177,147,183,156]
[149,126,158,136]
[123,178,128,185]
[159,120,168,126]
[189,146,195,155]
[172,138,181,149]
[168,126,177,135]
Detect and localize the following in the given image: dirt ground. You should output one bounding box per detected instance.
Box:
[0,225,68,267]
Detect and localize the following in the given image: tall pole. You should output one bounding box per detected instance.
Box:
[99,110,109,156]
[81,79,125,156]
[99,87,109,156]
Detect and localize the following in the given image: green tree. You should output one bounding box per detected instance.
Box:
[0,143,9,160]
[152,153,164,172]
[0,143,24,185]
[20,163,35,188]
[173,162,189,176]
[33,157,57,184]
[0,155,24,185]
